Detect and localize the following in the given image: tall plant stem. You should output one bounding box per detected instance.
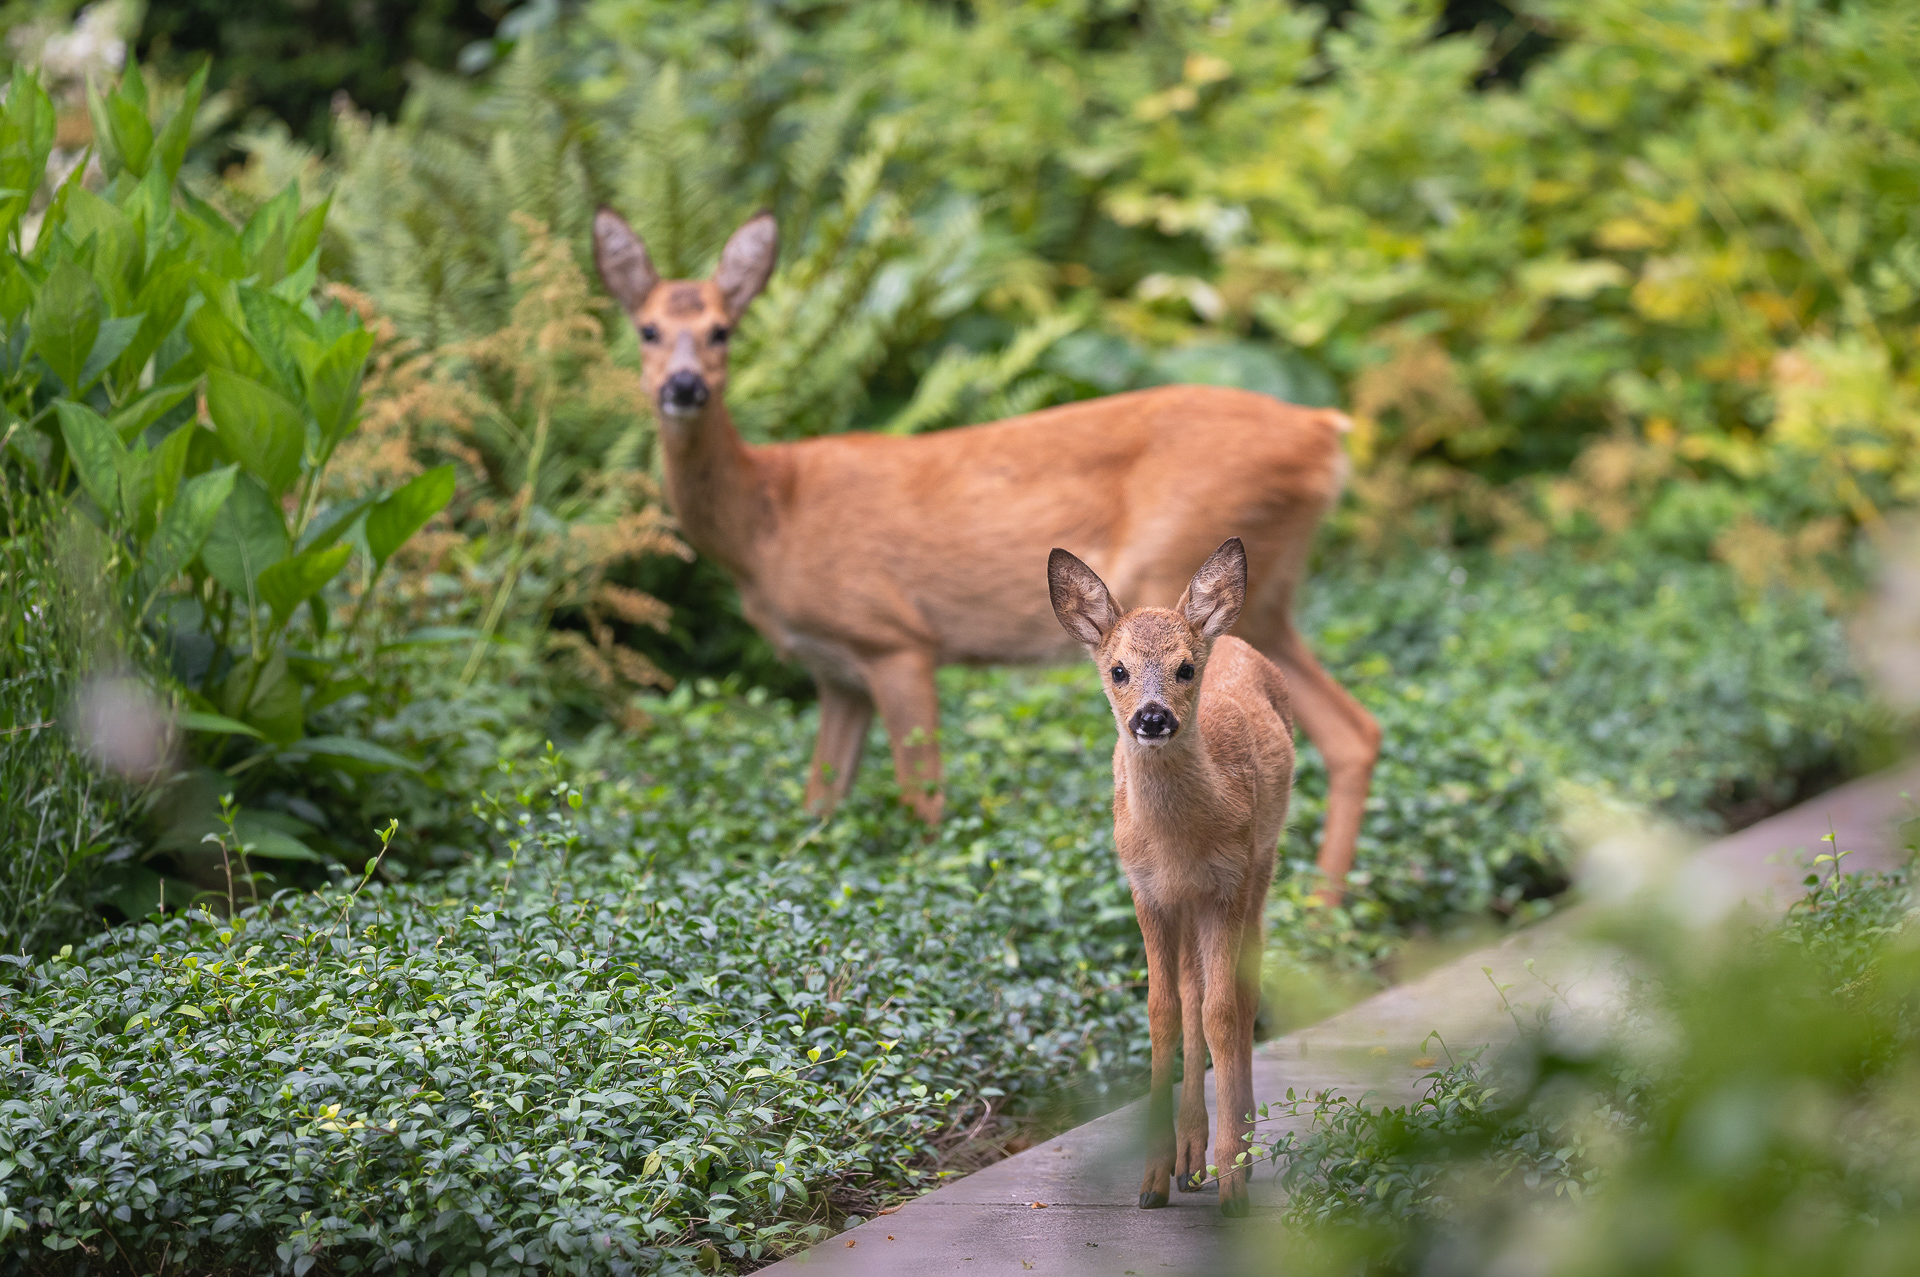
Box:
[461,392,552,685]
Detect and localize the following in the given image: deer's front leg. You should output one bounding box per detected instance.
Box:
[863,649,944,822]
[804,681,875,817]
[1136,899,1183,1209]
[1176,941,1210,1191]
[1198,906,1259,1218]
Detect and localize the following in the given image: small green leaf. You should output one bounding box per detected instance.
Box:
[143,464,239,599]
[305,328,375,450]
[55,401,127,517]
[204,367,306,499]
[30,262,102,391]
[366,465,456,567]
[177,711,265,739]
[293,735,422,773]
[110,383,197,444]
[200,474,289,600]
[152,61,207,182]
[256,542,351,626]
[78,313,145,392]
[295,494,376,555]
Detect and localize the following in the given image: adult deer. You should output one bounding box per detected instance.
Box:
[593,207,1379,898]
[1049,536,1289,1216]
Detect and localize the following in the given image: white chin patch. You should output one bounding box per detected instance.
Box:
[1132,731,1174,748]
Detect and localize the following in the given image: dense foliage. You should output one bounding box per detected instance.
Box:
[1262,851,1920,1275]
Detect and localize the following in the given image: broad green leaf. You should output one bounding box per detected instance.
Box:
[104,85,155,177]
[271,249,320,303]
[285,200,329,278]
[142,423,194,529]
[152,61,207,182]
[220,652,302,742]
[200,474,288,599]
[142,464,238,599]
[177,710,264,738]
[293,735,422,773]
[295,494,376,555]
[0,70,54,241]
[78,313,144,392]
[116,262,198,386]
[243,182,299,283]
[204,367,306,499]
[236,284,310,396]
[55,401,126,517]
[29,261,102,390]
[185,299,267,380]
[63,187,138,302]
[366,465,456,567]
[232,809,325,862]
[256,542,351,626]
[110,383,196,444]
[305,328,375,449]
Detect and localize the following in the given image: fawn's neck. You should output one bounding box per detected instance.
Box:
[657,402,771,580]
[1120,727,1227,831]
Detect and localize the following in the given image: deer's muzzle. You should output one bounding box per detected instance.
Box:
[1129,703,1177,744]
[660,371,710,415]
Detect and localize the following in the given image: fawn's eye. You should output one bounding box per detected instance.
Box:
[1110,665,1128,685]
[710,324,731,345]
[639,324,661,343]
[1176,661,1195,682]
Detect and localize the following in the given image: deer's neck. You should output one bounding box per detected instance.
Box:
[657,403,770,579]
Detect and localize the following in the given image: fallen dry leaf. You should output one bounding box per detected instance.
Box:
[1028,1201,1048,1209]
[845,1239,855,1248]
[1410,1056,1437,1067]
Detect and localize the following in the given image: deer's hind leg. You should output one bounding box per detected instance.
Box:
[804,681,875,817]
[863,648,945,822]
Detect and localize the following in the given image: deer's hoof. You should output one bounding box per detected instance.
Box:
[1179,1172,1206,1193]
[1219,1194,1250,1219]
[1138,1191,1168,1210]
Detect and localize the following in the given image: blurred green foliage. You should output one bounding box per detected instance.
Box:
[1262,850,1920,1275]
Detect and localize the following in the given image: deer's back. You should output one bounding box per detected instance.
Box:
[750,386,1348,668]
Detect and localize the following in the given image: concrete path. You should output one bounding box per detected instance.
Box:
[762,764,1919,1277]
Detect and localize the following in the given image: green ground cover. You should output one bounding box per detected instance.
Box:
[0,541,1878,1274]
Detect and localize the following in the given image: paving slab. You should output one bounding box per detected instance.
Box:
[761,763,1919,1277]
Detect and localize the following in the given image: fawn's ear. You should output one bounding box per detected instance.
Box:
[714,211,778,321]
[1049,548,1122,649]
[593,208,659,314]
[1177,537,1247,640]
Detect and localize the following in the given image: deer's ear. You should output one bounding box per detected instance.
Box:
[1177,537,1247,640]
[1049,548,1122,649]
[593,208,659,314]
[714,211,778,321]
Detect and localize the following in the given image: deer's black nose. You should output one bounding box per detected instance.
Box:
[1130,704,1176,740]
[661,371,709,412]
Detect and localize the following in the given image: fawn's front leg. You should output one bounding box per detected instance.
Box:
[1136,898,1183,1208]
[1199,906,1260,1217]
[1176,941,1210,1191]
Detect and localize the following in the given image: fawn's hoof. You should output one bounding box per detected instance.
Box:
[1219,1194,1250,1219]
[1179,1172,1206,1193]
[1138,1191,1168,1210]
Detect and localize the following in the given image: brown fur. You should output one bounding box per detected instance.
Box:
[1050,538,1293,1217]
[593,207,1378,898]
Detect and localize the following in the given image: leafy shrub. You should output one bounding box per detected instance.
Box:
[0,62,453,905]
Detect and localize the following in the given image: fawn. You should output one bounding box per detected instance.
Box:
[594,206,1374,900]
[1049,536,1292,1217]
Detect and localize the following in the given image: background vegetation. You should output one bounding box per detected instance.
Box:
[0,0,1913,1271]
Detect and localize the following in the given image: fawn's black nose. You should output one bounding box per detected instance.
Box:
[1130,703,1177,741]
[661,371,710,413]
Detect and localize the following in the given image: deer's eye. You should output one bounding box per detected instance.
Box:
[1176,661,1195,681]
[639,324,661,344]
[1110,665,1129,685]
[710,324,731,345]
